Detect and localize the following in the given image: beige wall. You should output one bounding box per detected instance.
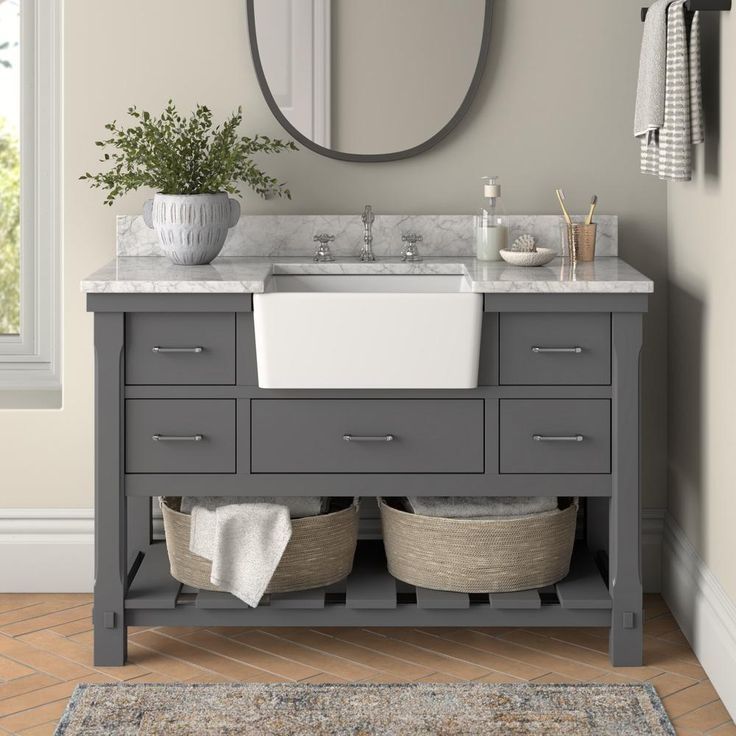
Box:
[0,0,668,512]
[667,13,736,601]
[331,0,484,154]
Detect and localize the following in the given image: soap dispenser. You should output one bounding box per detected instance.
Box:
[475,176,508,261]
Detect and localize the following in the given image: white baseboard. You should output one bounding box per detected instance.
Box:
[0,504,665,594]
[662,513,736,721]
[642,508,665,593]
[0,509,95,592]
[0,506,164,593]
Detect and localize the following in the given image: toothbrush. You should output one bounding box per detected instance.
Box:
[585,195,598,226]
[555,189,573,225]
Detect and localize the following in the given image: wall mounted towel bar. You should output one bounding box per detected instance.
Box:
[641,0,731,21]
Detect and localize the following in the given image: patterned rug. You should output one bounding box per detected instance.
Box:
[54,682,675,735]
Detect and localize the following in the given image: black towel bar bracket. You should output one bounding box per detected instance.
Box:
[641,0,731,21]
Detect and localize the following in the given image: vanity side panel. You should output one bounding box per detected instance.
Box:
[609,311,644,666]
[93,312,128,666]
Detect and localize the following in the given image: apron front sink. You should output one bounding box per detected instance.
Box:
[253,274,482,389]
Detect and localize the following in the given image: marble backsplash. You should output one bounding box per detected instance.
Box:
[116,214,618,258]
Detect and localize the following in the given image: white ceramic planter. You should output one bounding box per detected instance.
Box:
[143,193,240,265]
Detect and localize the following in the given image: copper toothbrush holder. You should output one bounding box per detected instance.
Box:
[560,221,597,262]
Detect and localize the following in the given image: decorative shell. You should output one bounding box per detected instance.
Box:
[511,234,537,252]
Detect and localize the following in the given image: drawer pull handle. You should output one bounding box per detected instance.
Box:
[152,346,204,353]
[152,434,204,442]
[531,346,583,354]
[533,434,584,442]
[343,434,395,443]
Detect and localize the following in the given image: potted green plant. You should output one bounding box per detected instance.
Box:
[82,101,297,265]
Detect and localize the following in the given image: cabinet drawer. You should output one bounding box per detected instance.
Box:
[499,399,610,474]
[126,400,236,473]
[499,313,610,385]
[125,313,235,385]
[251,399,484,473]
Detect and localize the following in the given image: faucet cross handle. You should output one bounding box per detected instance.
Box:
[401,233,423,245]
[401,232,424,263]
[313,233,336,263]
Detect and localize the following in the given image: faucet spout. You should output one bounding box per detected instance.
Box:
[360,205,376,262]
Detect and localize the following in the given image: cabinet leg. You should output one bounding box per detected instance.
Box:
[609,486,643,665]
[610,606,643,666]
[93,606,127,666]
[93,488,129,666]
[93,483,128,667]
[609,474,643,665]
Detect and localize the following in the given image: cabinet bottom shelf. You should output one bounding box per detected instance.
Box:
[123,540,612,628]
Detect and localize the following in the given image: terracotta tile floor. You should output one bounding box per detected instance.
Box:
[0,593,731,735]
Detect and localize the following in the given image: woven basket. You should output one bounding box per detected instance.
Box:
[380,497,577,593]
[161,497,359,594]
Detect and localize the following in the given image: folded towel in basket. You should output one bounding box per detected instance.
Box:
[405,496,558,519]
[180,496,328,518]
[189,501,292,607]
[182,496,327,606]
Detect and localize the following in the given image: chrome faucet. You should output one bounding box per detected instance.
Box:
[360,205,376,262]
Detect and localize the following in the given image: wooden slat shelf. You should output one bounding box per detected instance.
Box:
[125,543,181,610]
[489,589,542,609]
[345,541,397,610]
[124,541,611,627]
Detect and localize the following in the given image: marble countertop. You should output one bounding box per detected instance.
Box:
[81,256,654,295]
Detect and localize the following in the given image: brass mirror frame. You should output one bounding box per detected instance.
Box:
[246,0,494,163]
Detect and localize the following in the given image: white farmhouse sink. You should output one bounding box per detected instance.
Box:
[253,274,482,388]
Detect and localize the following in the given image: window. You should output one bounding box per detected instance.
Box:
[0,0,60,389]
[0,1,20,337]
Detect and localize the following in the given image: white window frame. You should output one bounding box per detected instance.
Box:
[0,0,61,389]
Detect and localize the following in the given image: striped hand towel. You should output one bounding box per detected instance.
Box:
[639,0,703,181]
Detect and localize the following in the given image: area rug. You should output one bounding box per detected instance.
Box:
[54,682,675,735]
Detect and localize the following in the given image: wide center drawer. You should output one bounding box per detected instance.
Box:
[126,399,236,474]
[499,313,611,385]
[250,399,484,473]
[500,399,611,474]
[125,313,235,385]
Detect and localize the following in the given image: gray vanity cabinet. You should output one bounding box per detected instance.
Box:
[499,399,611,474]
[251,399,485,474]
[126,399,237,474]
[499,313,611,385]
[88,292,646,669]
[125,312,236,385]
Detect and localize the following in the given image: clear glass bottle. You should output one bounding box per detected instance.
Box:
[475,176,508,261]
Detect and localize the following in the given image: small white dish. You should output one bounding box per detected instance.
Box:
[499,248,556,267]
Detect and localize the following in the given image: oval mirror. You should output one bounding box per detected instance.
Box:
[247,0,492,162]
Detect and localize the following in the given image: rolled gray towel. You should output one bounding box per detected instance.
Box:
[180,496,328,519]
[405,496,557,519]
